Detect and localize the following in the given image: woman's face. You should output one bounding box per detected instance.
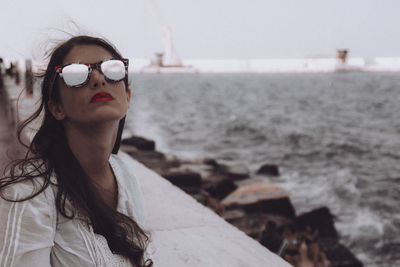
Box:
[50,44,131,125]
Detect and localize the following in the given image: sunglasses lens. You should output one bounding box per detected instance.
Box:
[101,60,126,81]
[62,64,89,87]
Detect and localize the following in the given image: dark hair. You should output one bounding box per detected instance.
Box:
[0,35,152,267]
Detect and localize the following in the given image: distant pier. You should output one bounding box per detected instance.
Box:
[0,77,26,172]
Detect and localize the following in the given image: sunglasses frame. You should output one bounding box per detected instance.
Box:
[55,58,129,88]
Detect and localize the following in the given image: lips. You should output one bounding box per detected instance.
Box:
[90,92,114,103]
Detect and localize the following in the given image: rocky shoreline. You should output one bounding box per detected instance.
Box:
[121,135,363,267]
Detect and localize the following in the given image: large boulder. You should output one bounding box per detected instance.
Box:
[203,176,238,200]
[295,207,339,239]
[294,208,363,267]
[252,198,296,219]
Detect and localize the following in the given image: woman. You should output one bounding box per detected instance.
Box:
[0,35,153,267]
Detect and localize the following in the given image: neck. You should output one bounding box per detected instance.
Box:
[63,120,119,185]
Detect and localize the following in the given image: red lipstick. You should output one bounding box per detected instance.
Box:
[90,92,114,103]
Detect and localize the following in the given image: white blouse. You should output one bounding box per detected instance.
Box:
[0,154,148,267]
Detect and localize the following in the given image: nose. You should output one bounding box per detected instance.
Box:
[89,69,106,89]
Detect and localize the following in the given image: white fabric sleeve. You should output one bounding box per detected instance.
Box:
[0,182,55,267]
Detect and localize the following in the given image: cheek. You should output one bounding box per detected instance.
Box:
[59,89,85,113]
[115,84,130,103]
[59,91,73,106]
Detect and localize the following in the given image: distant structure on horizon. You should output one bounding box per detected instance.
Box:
[131,43,400,74]
[335,49,362,72]
[337,49,348,64]
[140,0,196,73]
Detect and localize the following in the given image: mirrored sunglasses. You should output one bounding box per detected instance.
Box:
[55,58,129,88]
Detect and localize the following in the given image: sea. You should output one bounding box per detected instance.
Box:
[124,72,400,267]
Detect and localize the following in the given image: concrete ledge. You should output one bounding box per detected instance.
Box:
[122,152,290,266]
[4,79,290,266]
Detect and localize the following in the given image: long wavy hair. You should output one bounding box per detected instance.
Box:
[0,35,152,267]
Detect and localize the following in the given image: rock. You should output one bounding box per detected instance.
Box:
[203,158,219,168]
[257,163,280,176]
[222,209,247,221]
[203,176,238,200]
[226,198,296,219]
[224,212,265,239]
[178,185,203,195]
[126,148,165,160]
[122,136,155,151]
[293,207,363,267]
[223,212,292,240]
[124,148,180,175]
[173,162,214,181]
[218,162,250,180]
[295,207,339,239]
[259,221,284,253]
[163,170,202,188]
[257,198,296,218]
[320,238,363,267]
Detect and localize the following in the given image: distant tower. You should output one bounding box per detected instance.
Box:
[154,52,164,67]
[337,49,348,64]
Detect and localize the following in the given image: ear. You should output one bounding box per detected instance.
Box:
[126,88,131,104]
[48,100,66,120]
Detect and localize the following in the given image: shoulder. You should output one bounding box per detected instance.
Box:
[0,178,56,267]
[109,153,139,184]
[109,153,132,170]
[0,176,56,212]
[1,158,57,214]
[109,152,142,192]
[0,175,57,244]
[0,159,58,217]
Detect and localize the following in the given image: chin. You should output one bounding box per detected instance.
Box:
[76,114,125,125]
[92,107,127,121]
[94,113,126,122]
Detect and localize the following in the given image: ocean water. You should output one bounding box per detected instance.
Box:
[125,72,400,267]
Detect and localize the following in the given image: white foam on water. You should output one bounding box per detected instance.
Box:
[330,169,361,199]
[277,169,358,213]
[277,169,387,266]
[336,207,384,239]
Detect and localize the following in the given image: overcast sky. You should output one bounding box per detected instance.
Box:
[1,0,400,60]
